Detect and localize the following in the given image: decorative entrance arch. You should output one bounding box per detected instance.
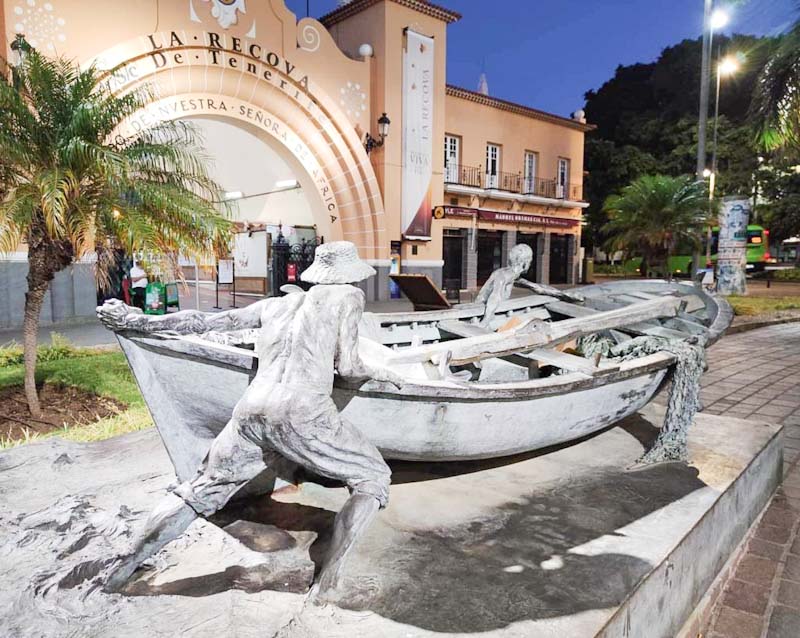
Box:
[95,24,386,261]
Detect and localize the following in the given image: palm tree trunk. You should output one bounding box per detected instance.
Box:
[22,279,48,418]
[23,222,71,418]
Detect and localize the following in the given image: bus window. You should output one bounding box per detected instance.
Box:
[748,230,763,244]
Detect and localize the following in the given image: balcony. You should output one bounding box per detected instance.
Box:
[444,164,584,202]
[444,163,482,188]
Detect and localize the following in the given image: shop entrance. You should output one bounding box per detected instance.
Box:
[549,234,569,284]
[442,228,465,290]
[478,230,504,285]
[516,232,540,282]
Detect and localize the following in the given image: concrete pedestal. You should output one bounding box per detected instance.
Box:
[0,405,781,637]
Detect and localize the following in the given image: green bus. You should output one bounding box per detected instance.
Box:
[622,225,771,277]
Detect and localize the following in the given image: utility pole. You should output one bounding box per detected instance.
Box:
[696,0,713,179]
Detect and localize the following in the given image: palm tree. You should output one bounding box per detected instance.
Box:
[602,175,712,279]
[751,13,800,151]
[0,46,231,417]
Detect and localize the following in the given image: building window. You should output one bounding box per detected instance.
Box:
[444,134,460,183]
[557,158,570,198]
[523,151,538,194]
[486,143,501,189]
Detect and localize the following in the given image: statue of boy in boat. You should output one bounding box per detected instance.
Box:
[97,241,403,601]
[476,243,584,327]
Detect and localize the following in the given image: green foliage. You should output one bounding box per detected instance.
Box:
[0,351,144,406]
[592,263,630,275]
[726,296,800,316]
[602,175,713,276]
[0,350,151,448]
[0,50,233,284]
[751,19,800,152]
[583,34,774,247]
[0,333,87,367]
[757,157,800,242]
[772,268,800,281]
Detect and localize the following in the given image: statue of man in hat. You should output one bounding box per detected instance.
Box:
[476,243,584,328]
[97,241,402,601]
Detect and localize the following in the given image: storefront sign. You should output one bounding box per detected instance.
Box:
[717,197,750,295]
[434,206,579,228]
[401,29,435,239]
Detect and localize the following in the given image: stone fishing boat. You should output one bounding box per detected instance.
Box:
[116,280,732,482]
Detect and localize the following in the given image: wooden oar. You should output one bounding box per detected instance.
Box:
[385,296,683,366]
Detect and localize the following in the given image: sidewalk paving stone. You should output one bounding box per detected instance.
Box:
[703,324,800,638]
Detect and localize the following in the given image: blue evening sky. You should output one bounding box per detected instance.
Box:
[286,0,796,117]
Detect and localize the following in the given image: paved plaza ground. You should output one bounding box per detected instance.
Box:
[703,323,800,638]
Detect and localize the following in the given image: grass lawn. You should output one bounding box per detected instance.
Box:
[0,351,152,448]
[726,295,800,317]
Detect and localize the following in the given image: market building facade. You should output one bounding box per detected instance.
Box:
[0,0,590,325]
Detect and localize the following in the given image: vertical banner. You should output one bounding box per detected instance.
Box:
[716,196,751,296]
[402,29,434,239]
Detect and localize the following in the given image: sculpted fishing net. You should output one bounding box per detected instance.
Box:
[579,333,706,464]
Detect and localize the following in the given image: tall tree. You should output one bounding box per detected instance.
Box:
[0,49,231,416]
[583,34,773,249]
[751,16,800,153]
[603,175,713,279]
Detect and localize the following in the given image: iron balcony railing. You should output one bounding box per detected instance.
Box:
[445,164,584,201]
[444,163,482,188]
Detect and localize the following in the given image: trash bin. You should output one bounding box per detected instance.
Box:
[165,282,180,311]
[144,281,167,315]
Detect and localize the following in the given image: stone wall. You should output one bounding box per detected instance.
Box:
[0,259,96,330]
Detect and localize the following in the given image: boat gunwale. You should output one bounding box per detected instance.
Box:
[119,333,676,402]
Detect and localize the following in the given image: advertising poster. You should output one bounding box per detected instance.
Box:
[233,231,269,279]
[401,29,435,239]
[716,197,751,295]
[218,259,234,285]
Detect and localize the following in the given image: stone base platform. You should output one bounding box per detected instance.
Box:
[0,404,782,637]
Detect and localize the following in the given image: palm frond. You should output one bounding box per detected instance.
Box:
[0,48,232,283]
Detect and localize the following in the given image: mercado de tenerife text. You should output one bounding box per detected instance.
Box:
[0,0,591,307]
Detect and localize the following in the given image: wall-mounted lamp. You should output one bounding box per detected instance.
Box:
[365,112,390,154]
[10,33,31,67]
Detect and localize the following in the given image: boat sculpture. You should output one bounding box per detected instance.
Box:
[116,279,732,482]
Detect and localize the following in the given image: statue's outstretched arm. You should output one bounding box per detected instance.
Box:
[97,298,265,335]
[515,278,585,302]
[335,291,403,387]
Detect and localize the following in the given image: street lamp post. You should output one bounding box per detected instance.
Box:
[696,4,730,179]
[697,0,713,179]
[705,54,740,265]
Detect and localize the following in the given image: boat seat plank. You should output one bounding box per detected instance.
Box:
[438,322,617,376]
[379,324,442,346]
[438,320,488,339]
[525,349,618,376]
[547,300,688,340]
[663,316,709,336]
[545,300,598,318]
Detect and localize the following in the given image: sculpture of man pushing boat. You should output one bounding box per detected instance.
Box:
[98,241,403,601]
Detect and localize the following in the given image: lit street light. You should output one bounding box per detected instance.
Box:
[710,54,741,199]
[710,7,730,30]
[705,52,741,266]
[696,3,731,179]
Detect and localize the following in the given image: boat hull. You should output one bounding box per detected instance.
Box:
[118,334,669,481]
